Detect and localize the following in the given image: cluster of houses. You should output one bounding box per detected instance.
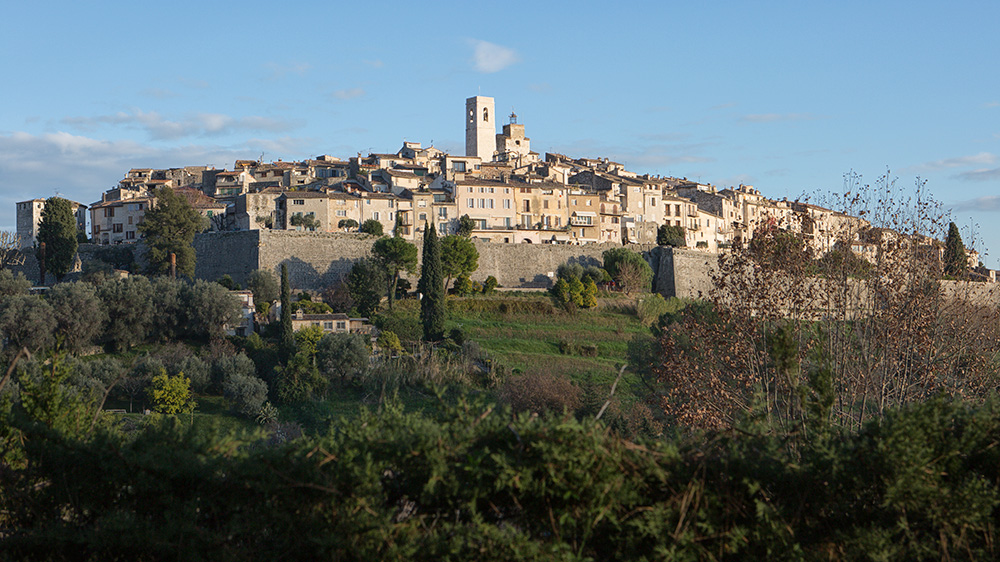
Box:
[13,96,981,268]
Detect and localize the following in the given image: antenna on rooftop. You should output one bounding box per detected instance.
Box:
[509,108,517,124]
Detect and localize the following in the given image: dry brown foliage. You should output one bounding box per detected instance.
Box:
[654,172,1000,431]
[498,372,582,416]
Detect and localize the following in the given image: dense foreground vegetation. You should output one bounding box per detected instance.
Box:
[3,376,1000,561]
[6,176,1000,559]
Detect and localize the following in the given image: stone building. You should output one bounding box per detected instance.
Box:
[466,96,496,161]
[15,198,88,249]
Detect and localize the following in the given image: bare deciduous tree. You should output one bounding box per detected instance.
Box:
[651,171,1000,432]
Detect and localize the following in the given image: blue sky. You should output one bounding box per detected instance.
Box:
[2,1,999,263]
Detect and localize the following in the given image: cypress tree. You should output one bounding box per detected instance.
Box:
[280,263,294,355]
[418,222,445,342]
[943,222,968,277]
[36,197,78,282]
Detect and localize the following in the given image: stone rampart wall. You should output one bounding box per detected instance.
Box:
[653,247,718,299]
[192,230,662,292]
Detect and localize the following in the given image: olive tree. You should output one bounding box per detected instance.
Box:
[0,295,57,353]
[47,281,107,353]
[98,276,154,352]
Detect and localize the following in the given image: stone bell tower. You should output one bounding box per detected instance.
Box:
[465,95,496,161]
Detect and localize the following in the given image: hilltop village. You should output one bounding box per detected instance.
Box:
[13,96,974,267]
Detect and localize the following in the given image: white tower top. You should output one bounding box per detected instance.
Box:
[465,96,496,161]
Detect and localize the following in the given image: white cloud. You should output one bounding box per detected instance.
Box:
[956,168,1000,182]
[984,101,1000,108]
[332,88,366,100]
[61,110,300,140]
[470,39,519,73]
[0,131,315,229]
[953,195,1000,211]
[923,152,997,169]
[363,59,384,68]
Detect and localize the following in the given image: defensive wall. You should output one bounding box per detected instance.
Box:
[191,230,714,295]
[10,233,997,309]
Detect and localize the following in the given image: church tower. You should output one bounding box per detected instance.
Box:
[465,96,496,161]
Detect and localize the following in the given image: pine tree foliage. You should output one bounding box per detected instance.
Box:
[440,235,479,291]
[372,236,417,309]
[138,187,207,277]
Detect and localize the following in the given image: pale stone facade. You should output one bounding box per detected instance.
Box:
[465,96,496,161]
[15,198,88,249]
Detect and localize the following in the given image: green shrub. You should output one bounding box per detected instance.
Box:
[376,330,404,354]
[223,373,268,417]
[481,275,499,295]
[359,219,383,236]
[452,274,475,296]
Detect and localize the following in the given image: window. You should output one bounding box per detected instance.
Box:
[127,216,133,225]
[483,107,488,122]
[543,200,549,209]
[419,213,427,221]
[523,200,530,212]
[586,199,592,206]
[336,321,346,330]
[467,198,474,208]
[125,231,135,240]
[503,199,511,209]
[336,210,346,217]
[312,322,320,327]
[454,161,467,172]
[418,200,427,207]
[293,199,305,205]
[487,199,494,209]
[438,208,447,218]
[439,223,447,234]
[478,199,486,208]
[112,223,123,233]
[504,217,511,227]
[324,322,333,330]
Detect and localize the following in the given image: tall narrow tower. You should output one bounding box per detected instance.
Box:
[465,96,496,161]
